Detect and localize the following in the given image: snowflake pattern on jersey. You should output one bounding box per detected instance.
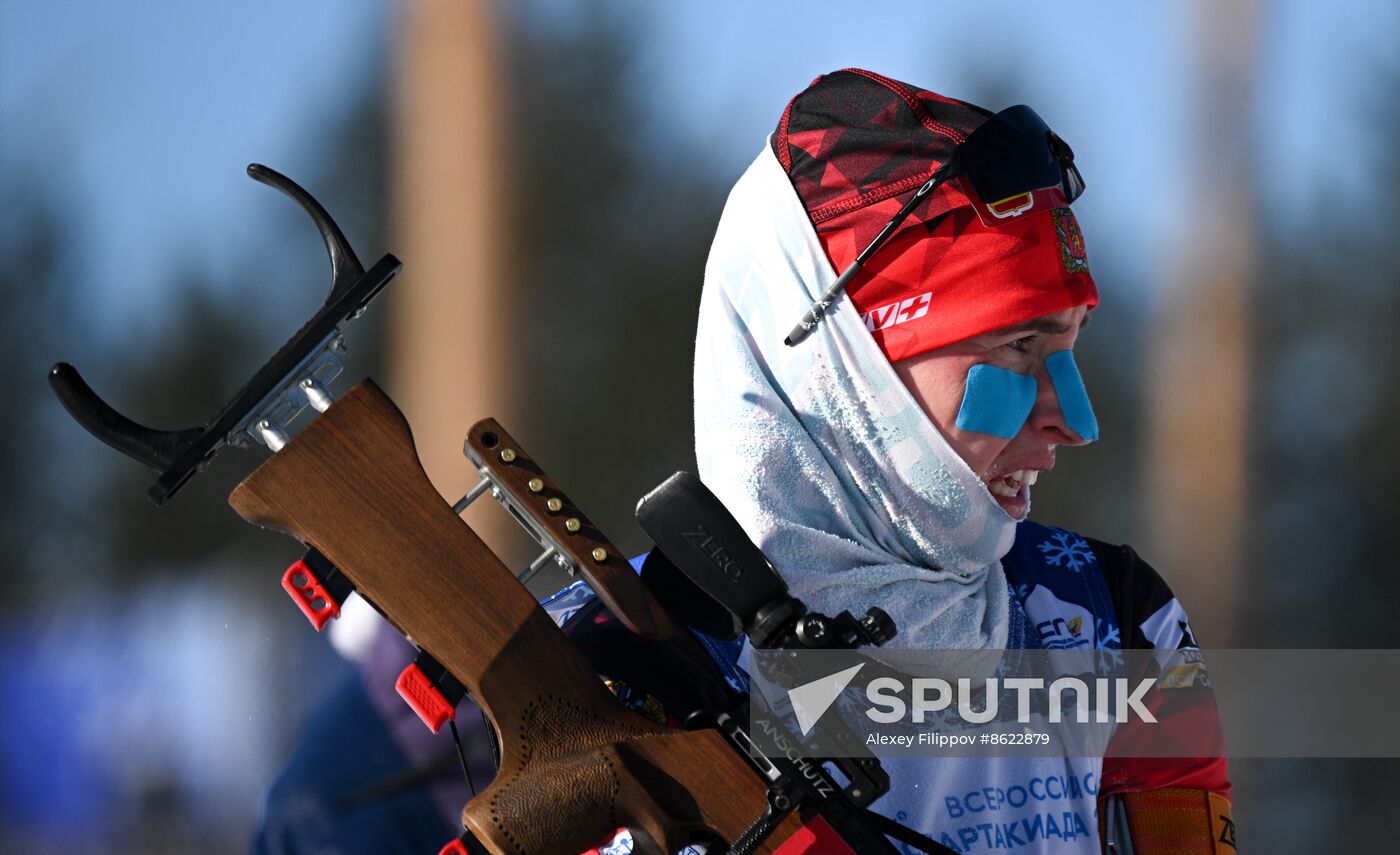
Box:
[1036,530,1094,572]
[1096,617,1122,649]
[598,834,634,854]
[595,829,707,855]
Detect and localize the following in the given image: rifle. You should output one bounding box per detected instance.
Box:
[49,165,952,855]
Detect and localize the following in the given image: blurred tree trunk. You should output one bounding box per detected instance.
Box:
[1144,0,1258,644]
[388,0,521,560]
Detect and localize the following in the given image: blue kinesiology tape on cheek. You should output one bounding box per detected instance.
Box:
[1045,350,1099,441]
[955,364,1038,439]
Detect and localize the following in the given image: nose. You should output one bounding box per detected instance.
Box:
[1029,369,1092,446]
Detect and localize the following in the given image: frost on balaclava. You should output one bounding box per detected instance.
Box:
[693,145,1016,651]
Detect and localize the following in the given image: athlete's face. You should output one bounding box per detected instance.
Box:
[892,306,1092,521]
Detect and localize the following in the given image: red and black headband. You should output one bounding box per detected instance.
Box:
[775,69,1098,362]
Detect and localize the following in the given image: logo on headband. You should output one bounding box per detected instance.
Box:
[967,185,1068,228]
[1052,208,1090,275]
[987,192,1034,219]
[861,291,932,332]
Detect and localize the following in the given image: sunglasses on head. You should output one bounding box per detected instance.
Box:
[785,104,1084,346]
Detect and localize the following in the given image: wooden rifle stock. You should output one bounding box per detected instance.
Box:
[229,380,801,854]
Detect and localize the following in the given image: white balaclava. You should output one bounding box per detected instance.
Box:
[693,145,1016,651]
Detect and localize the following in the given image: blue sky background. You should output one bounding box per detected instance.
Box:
[2,0,1396,327]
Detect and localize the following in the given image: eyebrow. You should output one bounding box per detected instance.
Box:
[995,313,1090,337]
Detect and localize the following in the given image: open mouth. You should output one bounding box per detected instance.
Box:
[986,469,1039,518]
[987,469,1038,498]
